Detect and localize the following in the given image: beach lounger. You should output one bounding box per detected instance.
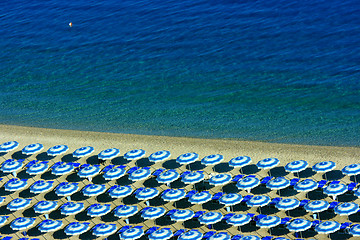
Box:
[231,235,243,240]
[254,214,267,222]
[328,201,339,210]
[101,165,115,173]
[241,195,253,203]
[247,175,256,178]
[261,176,273,184]
[330,180,340,185]
[118,225,132,233]
[212,192,224,201]
[262,237,273,240]
[166,209,177,216]
[127,167,139,174]
[51,161,63,168]
[193,211,205,218]
[289,178,300,188]
[145,226,159,235]
[203,231,216,239]
[133,187,145,195]
[246,213,255,218]
[317,180,327,188]
[311,220,321,228]
[174,229,186,237]
[186,190,197,198]
[26,160,38,168]
[180,171,191,178]
[232,175,244,182]
[299,199,310,208]
[222,213,234,221]
[269,197,282,206]
[340,222,352,233]
[348,182,357,191]
[152,168,165,176]
[280,217,292,225]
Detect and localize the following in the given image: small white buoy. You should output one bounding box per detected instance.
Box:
[69,22,72,27]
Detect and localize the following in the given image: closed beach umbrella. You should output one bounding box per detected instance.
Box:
[198,212,223,225]
[284,160,308,173]
[226,214,251,226]
[257,158,280,170]
[92,223,117,237]
[294,179,317,192]
[82,184,106,197]
[141,207,166,220]
[287,219,312,232]
[149,150,171,162]
[38,219,63,232]
[276,198,300,211]
[73,146,94,158]
[181,171,204,184]
[55,182,79,199]
[323,183,347,200]
[108,185,133,198]
[22,143,43,155]
[87,204,111,217]
[26,161,49,175]
[304,200,330,213]
[315,221,340,234]
[201,154,224,166]
[229,156,252,169]
[334,202,359,216]
[219,193,242,206]
[103,166,126,180]
[179,230,203,240]
[52,162,75,176]
[98,148,120,160]
[60,202,84,215]
[30,180,54,194]
[236,176,260,193]
[78,165,101,181]
[313,161,336,173]
[7,198,31,211]
[209,174,232,186]
[135,188,159,201]
[65,222,90,235]
[247,195,271,208]
[114,205,138,218]
[266,177,290,190]
[0,141,19,152]
[162,189,186,202]
[170,209,194,222]
[11,217,35,230]
[47,145,69,156]
[129,168,151,181]
[5,178,27,192]
[33,201,58,215]
[157,170,180,184]
[239,236,261,240]
[1,159,24,177]
[342,164,360,176]
[149,228,173,240]
[0,216,9,226]
[257,215,281,228]
[189,191,212,204]
[209,232,231,240]
[120,227,144,240]
[177,152,199,165]
[124,149,146,161]
[350,224,360,236]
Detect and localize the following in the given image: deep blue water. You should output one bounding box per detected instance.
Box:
[0,0,359,146]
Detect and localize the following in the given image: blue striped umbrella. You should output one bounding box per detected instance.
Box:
[52,162,75,176]
[65,222,90,235]
[294,179,317,192]
[189,192,212,204]
[0,141,19,152]
[114,205,138,218]
[22,143,43,155]
[257,215,281,228]
[315,221,341,234]
[229,156,252,168]
[239,236,261,240]
[5,178,27,191]
[247,195,271,207]
[157,170,180,184]
[60,202,84,215]
[0,216,9,226]
[287,219,312,232]
[209,174,232,186]
[38,219,63,232]
[30,180,54,194]
[120,227,144,240]
[350,224,360,236]
[47,145,69,156]
[0,196,5,204]
[149,228,173,240]
[266,177,290,190]
[226,214,251,226]
[304,200,330,213]
[103,166,126,180]
[92,223,117,236]
[236,176,260,192]
[181,171,204,184]
[33,201,58,214]
[135,188,160,200]
[55,182,79,197]
[274,238,290,240]
[177,153,199,165]
[1,159,23,177]
[129,168,151,181]
[256,158,280,169]
[10,217,35,230]
[334,202,359,215]
[108,185,133,198]
[323,183,347,199]
[355,188,360,198]
[276,198,300,211]
[219,193,243,206]
[72,146,94,158]
[198,212,223,225]
[179,230,203,240]
[26,161,49,175]
[284,160,308,173]
[7,198,31,211]
[149,150,171,162]
[141,207,166,220]
[98,148,120,160]
[209,232,231,240]
[201,154,224,166]
[78,165,101,180]
[124,149,146,161]
[87,204,111,217]
[82,184,106,197]
[342,164,360,176]
[313,161,336,173]
[170,209,194,222]
[162,189,186,202]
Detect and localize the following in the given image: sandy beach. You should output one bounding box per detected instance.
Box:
[0,124,359,239]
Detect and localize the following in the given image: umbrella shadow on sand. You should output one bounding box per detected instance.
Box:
[111,156,130,166]
[324,170,344,180]
[116,176,134,186]
[26,226,42,236]
[96,192,113,203]
[79,231,96,240]
[66,172,83,183]
[44,191,62,201]
[268,166,288,178]
[19,188,37,199]
[143,177,161,188]
[0,224,16,234]
[222,183,240,194]
[36,152,54,161]
[75,210,92,221]
[0,205,12,215]
[61,154,78,163]
[187,161,205,171]
[41,171,58,180]
[162,159,181,170]
[53,229,68,239]
[241,164,260,175]
[17,169,32,179]
[213,163,233,173]
[49,209,65,220]
[297,168,316,178]
[86,156,100,165]
[11,151,29,160]
[22,207,38,218]
[136,158,154,168]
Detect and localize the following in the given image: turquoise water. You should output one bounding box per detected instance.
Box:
[1,0,359,146]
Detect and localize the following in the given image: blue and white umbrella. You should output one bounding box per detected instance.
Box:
[219,193,242,206]
[201,154,224,166]
[162,189,186,202]
[26,161,49,175]
[5,178,27,191]
[0,216,9,226]
[78,165,101,181]
[98,148,120,160]
[226,214,251,226]
[284,160,308,173]
[47,145,69,156]
[350,224,360,236]
[236,176,260,192]
[170,209,194,222]
[276,198,300,211]
[179,230,203,240]
[65,222,90,235]
[355,188,360,198]
[149,150,171,162]
[7,198,31,211]
[304,200,330,213]
[135,188,159,201]
[92,223,117,236]
[315,221,341,234]
[87,204,111,217]
[0,141,19,152]
[177,153,199,165]
[141,207,166,220]
[181,171,204,184]
[114,205,138,218]
[38,219,63,232]
[313,161,336,173]
[129,168,151,181]
[198,211,223,225]
[266,177,290,190]
[334,202,359,216]
[189,191,212,204]
[239,236,261,240]
[108,185,133,198]
[247,195,271,207]
[229,156,252,168]
[55,182,79,197]
[209,174,232,186]
[30,180,54,194]
[323,183,347,199]
[72,146,94,158]
[52,162,75,176]
[10,217,35,230]
[287,219,312,232]
[294,179,318,192]
[257,158,280,170]
[120,227,144,240]
[60,202,84,215]
[209,232,231,240]
[149,228,173,240]
[0,197,5,204]
[1,159,23,177]
[103,166,126,180]
[342,164,360,176]
[33,201,58,214]
[22,143,43,155]
[124,149,146,161]
[82,184,106,197]
[256,215,281,228]
[157,170,180,184]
